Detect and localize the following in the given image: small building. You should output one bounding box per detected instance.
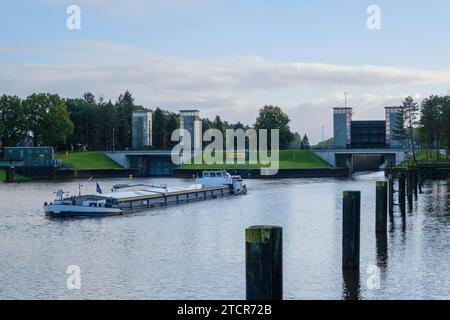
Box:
[132,110,153,150]
[4,147,55,166]
[180,110,202,151]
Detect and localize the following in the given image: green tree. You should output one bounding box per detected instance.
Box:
[152,107,166,149]
[65,92,98,150]
[116,90,137,149]
[440,96,450,159]
[290,132,302,149]
[96,100,118,151]
[392,107,407,148]
[401,96,419,162]
[301,134,310,149]
[254,105,293,149]
[212,115,225,135]
[0,95,28,152]
[23,93,74,148]
[419,95,443,158]
[164,112,179,149]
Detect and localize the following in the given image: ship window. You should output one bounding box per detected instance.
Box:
[204,172,210,177]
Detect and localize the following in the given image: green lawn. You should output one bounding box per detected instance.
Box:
[180,150,333,169]
[0,169,30,182]
[55,151,123,170]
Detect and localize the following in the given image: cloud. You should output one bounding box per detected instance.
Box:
[1,41,450,142]
[36,0,207,15]
[2,41,449,101]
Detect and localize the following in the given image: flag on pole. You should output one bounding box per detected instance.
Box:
[96,183,102,194]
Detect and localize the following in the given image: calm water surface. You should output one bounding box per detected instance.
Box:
[0,172,449,299]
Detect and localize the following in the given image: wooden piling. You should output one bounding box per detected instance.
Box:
[388,175,394,220]
[342,191,360,270]
[418,169,424,194]
[413,169,418,200]
[376,181,388,234]
[342,270,360,300]
[4,166,14,183]
[246,225,283,300]
[398,173,406,216]
[406,170,413,205]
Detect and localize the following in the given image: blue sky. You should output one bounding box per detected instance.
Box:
[1,0,450,142]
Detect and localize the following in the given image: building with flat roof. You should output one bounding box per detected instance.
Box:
[333,107,403,149]
[180,110,201,151]
[132,110,153,150]
[3,147,55,166]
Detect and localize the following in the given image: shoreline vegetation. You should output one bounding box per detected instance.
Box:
[395,150,450,168]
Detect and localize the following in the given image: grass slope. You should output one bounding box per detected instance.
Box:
[397,149,450,168]
[55,151,123,170]
[0,169,30,182]
[180,150,333,169]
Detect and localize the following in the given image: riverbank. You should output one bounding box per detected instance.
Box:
[387,150,450,179]
[179,150,333,169]
[174,167,349,179]
[175,150,348,178]
[55,151,123,169]
[395,150,449,168]
[3,150,344,181]
[2,152,130,182]
[0,168,30,182]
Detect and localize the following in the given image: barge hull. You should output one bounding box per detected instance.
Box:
[118,185,232,212]
[45,185,234,218]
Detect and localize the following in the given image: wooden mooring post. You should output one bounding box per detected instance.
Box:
[388,175,394,220]
[412,169,418,200]
[406,170,413,205]
[342,191,360,270]
[246,225,283,300]
[418,169,424,194]
[376,181,388,234]
[398,173,406,217]
[4,166,15,183]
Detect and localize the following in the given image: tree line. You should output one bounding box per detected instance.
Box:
[1,91,299,152]
[392,95,450,161]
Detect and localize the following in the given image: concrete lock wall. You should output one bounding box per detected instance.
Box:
[104,152,130,168]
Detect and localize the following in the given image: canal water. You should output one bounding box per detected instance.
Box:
[0,172,449,299]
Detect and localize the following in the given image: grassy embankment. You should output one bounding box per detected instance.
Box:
[55,151,123,170]
[180,150,333,170]
[0,169,30,182]
[2,152,122,182]
[397,150,450,168]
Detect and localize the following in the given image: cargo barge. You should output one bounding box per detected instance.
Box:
[44,170,247,218]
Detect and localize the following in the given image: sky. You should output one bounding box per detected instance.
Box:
[1,0,450,143]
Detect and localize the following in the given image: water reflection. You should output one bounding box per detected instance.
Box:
[342,270,360,300]
[376,233,388,268]
[0,175,448,299]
